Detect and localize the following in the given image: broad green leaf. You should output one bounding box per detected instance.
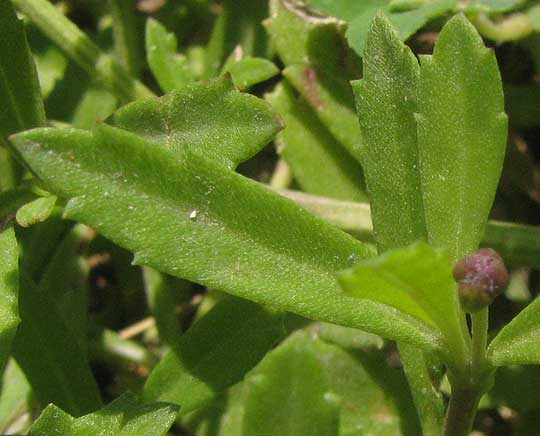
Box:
[488,297,540,365]
[0,359,32,434]
[110,76,282,170]
[416,14,507,261]
[224,57,279,91]
[339,243,465,365]
[13,272,101,415]
[15,195,57,228]
[242,332,340,436]
[11,121,441,350]
[0,0,46,144]
[146,18,193,93]
[351,12,425,252]
[267,82,366,202]
[144,297,285,412]
[0,227,20,373]
[28,392,178,436]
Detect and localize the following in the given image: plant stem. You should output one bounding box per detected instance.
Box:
[12,0,153,102]
[444,309,491,436]
[109,0,142,76]
[471,308,488,379]
[443,386,481,436]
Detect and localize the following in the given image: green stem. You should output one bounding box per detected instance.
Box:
[12,0,153,102]
[471,12,532,42]
[109,0,142,76]
[443,386,481,436]
[471,309,488,380]
[444,309,492,436]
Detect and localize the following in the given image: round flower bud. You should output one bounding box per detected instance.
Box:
[453,248,508,313]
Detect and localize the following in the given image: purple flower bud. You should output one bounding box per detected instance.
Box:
[453,248,509,313]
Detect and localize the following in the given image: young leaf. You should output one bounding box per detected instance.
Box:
[28,392,178,436]
[144,297,285,413]
[351,12,425,252]
[0,359,32,434]
[146,18,193,93]
[266,82,367,202]
[416,14,507,261]
[0,227,20,373]
[15,196,57,228]
[110,76,282,170]
[487,297,540,366]
[242,332,340,436]
[224,57,279,91]
[11,122,441,350]
[339,243,466,366]
[0,0,46,144]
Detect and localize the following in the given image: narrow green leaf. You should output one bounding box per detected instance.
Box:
[399,345,445,436]
[143,267,183,347]
[0,359,32,434]
[11,122,440,350]
[15,196,57,228]
[28,392,179,436]
[110,76,282,170]
[351,12,425,252]
[0,227,20,373]
[284,65,362,163]
[242,332,340,436]
[416,14,507,261]
[71,84,118,129]
[13,272,101,415]
[146,18,193,93]
[339,243,464,364]
[0,0,45,144]
[488,297,540,366]
[225,57,279,91]
[267,82,367,202]
[144,297,285,412]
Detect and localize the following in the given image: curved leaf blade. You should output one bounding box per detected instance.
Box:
[488,298,540,366]
[11,123,441,351]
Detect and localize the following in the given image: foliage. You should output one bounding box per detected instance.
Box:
[1,0,540,435]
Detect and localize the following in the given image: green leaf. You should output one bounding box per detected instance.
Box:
[339,243,465,365]
[283,65,362,164]
[466,0,527,13]
[305,0,456,55]
[71,84,118,129]
[110,76,282,170]
[351,12,425,252]
[33,45,68,99]
[0,359,32,434]
[0,227,20,373]
[416,13,507,261]
[144,297,285,413]
[11,112,441,350]
[146,18,193,93]
[488,297,540,366]
[15,195,57,228]
[266,82,367,202]
[28,392,179,436]
[13,272,102,415]
[242,332,340,436]
[224,57,279,91]
[0,0,46,144]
